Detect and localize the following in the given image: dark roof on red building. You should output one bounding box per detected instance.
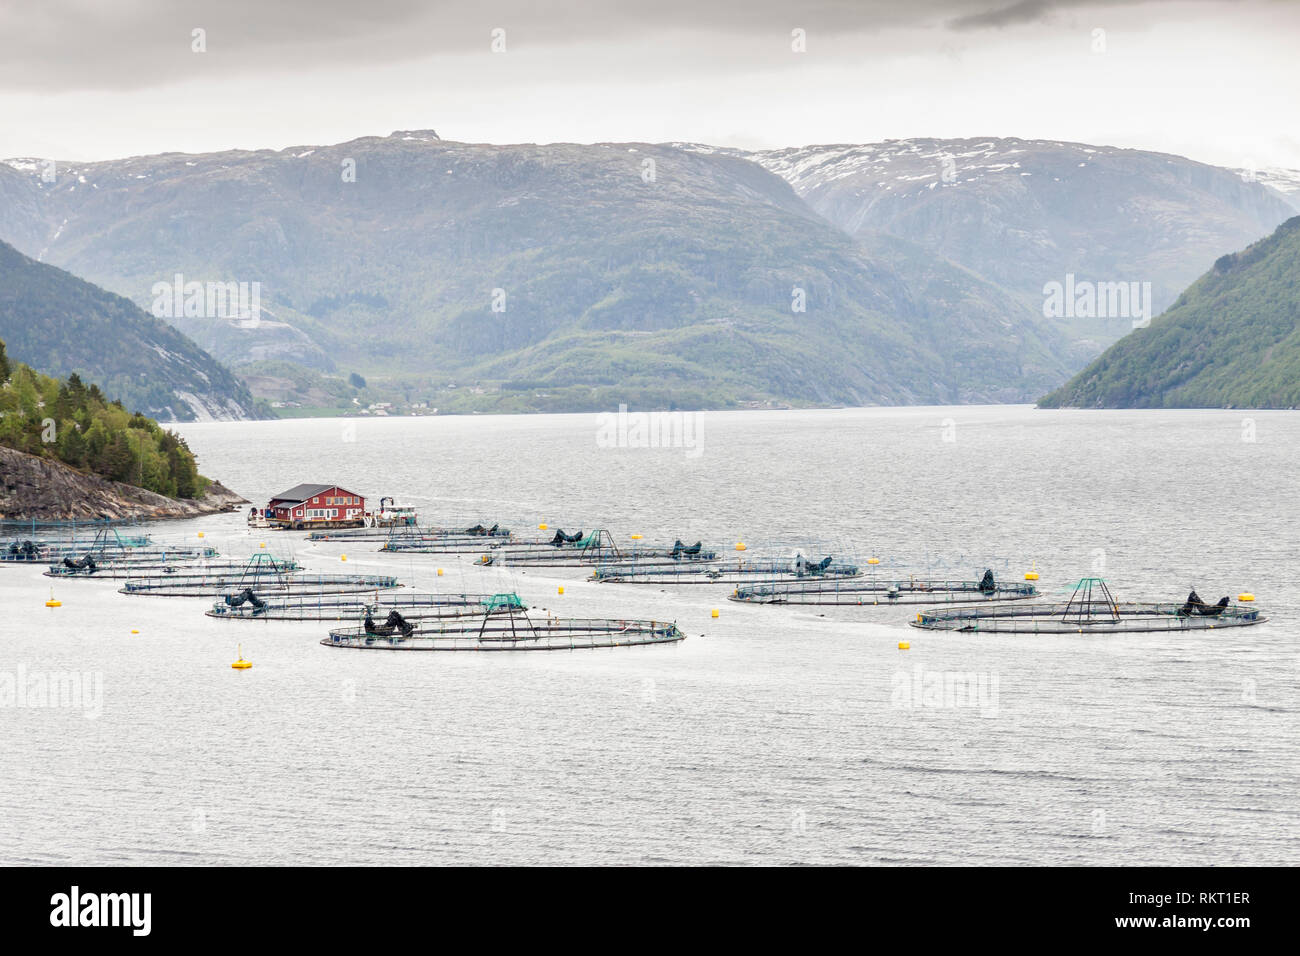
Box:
[269,483,360,505]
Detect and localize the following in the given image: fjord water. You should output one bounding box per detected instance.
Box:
[2,406,1296,865]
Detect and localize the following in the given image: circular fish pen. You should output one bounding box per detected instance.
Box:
[118,554,399,597]
[2,532,153,550]
[594,554,860,585]
[47,557,299,579]
[321,594,684,651]
[730,570,1037,606]
[14,546,219,565]
[434,530,718,567]
[3,530,216,564]
[1,520,152,554]
[319,521,514,544]
[207,590,518,621]
[381,535,534,555]
[124,574,401,597]
[911,578,1267,633]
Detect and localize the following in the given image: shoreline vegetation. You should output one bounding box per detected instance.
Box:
[0,338,246,520]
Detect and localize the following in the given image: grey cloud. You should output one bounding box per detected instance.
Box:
[0,0,1263,92]
[947,0,1229,31]
[948,0,1061,30]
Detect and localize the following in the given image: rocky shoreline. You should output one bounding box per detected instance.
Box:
[0,445,247,521]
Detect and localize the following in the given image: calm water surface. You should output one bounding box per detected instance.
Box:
[1,406,1296,865]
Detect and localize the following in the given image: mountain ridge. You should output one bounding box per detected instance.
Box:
[1,133,1293,412]
[719,137,1294,356]
[0,134,1076,406]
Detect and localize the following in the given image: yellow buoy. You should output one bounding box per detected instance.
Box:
[538,523,548,531]
[711,609,719,619]
[898,641,910,650]
[259,542,266,548]
[197,532,205,539]
[1025,560,1039,581]
[232,644,251,669]
[131,629,139,634]
[735,542,747,552]
[630,534,643,540]
[340,554,347,562]
[867,557,880,565]
[1237,593,1254,602]
[437,568,444,576]
[558,586,565,595]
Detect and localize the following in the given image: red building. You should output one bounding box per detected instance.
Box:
[266,483,366,529]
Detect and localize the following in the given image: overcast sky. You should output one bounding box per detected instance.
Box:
[0,0,1296,169]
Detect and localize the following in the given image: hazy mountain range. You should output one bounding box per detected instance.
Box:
[1,134,1294,414]
[742,139,1294,355]
[0,239,261,421]
[1240,168,1300,211]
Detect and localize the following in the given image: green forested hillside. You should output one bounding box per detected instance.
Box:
[0,338,208,497]
[1039,216,1300,408]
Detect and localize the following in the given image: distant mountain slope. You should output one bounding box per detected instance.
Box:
[0,239,262,420]
[1039,216,1300,408]
[0,135,1075,406]
[735,138,1294,357]
[1240,167,1300,212]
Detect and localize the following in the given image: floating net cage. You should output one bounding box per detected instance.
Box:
[1,530,153,551]
[381,533,535,555]
[0,517,147,538]
[117,552,399,597]
[126,576,403,599]
[729,570,1038,606]
[321,596,685,652]
[47,556,300,579]
[911,578,1267,634]
[594,552,861,585]
[207,590,517,621]
[471,530,718,568]
[1,527,196,563]
[317,520,515,544]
